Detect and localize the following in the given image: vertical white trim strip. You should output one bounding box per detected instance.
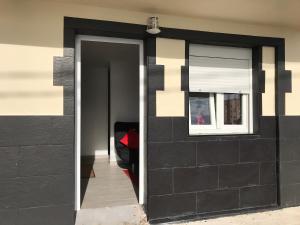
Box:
[75,37,81,211]
[139,41,146,205]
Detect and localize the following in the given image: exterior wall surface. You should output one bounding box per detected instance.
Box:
[1,0,300,224]
[147,37,279,222]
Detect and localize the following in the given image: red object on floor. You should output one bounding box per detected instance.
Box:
[123,169,138,186]
[120,129,139,150]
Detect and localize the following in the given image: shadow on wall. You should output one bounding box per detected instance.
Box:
[80,156,95,206]
[0,44,64,115]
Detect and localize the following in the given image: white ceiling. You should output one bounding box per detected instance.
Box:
[49,0,300,28]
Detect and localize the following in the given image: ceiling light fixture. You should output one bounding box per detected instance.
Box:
[146,16,161,34]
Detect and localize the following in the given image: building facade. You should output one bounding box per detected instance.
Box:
[1,0,300,224]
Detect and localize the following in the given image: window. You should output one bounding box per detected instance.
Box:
[189,44,253,135]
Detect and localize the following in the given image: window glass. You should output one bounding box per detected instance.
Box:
[224,94,242,125]
[190,94,211,125]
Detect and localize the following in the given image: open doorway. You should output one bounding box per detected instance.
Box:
[75,36,145,211]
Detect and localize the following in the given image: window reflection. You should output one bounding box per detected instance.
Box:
[224,94,242,125]
[190,94,211,125]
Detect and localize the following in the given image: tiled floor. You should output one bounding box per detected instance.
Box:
[81,157,138,209]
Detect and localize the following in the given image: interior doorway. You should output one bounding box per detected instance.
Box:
[75,35,146,211]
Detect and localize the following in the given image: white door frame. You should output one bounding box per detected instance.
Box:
[75,35,146,211]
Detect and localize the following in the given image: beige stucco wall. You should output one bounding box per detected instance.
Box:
[156,38,185,117]
[262,47,276,116]
[1,0,300,115]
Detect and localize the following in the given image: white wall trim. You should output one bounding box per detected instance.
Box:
[75,35,146,211]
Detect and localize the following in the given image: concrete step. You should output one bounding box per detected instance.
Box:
[75,204,148,225]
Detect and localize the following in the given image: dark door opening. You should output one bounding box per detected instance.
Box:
[79,40,140,209]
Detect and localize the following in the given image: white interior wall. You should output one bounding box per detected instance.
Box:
[81,58,109,156]
[81,41,139,161]
[109,58,139,162]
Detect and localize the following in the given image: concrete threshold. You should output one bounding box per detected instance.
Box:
[75,204,147,225]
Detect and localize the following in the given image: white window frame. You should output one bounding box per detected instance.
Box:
[189,44,253,135]
[218,93,249,133]
[189,93,216,134]
[189,93,251,135]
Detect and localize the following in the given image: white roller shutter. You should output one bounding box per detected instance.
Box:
[189,44,252,94]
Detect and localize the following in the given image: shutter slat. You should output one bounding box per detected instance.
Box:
[189,45,251,94]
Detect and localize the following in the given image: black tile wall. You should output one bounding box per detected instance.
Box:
[0,147,18,179]
[0,178,19,209]
[260,162,277,185]
[18,205,74,225]
[172,117,189,141]
[281,161,300,184]
[64,86,75,115]
[0,117,75,225]
[18,145,73,177]
[148,169,173,195]
[197,141,239,166]
[147,125,277,221]
[280,138,300,161]
[240,185,277,208]
[280,183,300,207]
[148,117,173,142]
[148,92,156,117]
[18,175,73,208]
[148,65,164,94]
[279,116,300,139]
[259,116,277,138]
[0,209,17,225]
[197,189,239,213]
[53,56,74,87]
[147,117,278,222]
[279,116,300,207]
[0,117,74,147]
[219,163,260,188]
[239,139,276,162]
[148,193,196,219]
[148,142,196,169]
[174,166,218,193]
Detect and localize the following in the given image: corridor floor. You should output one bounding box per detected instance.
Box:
[81,157,138,209]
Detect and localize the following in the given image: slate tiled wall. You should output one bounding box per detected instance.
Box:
[147,116,278,221]
[0,53,75,224]
[146,39,278,222]
[279,116,300,206]
[0,117,75,225]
